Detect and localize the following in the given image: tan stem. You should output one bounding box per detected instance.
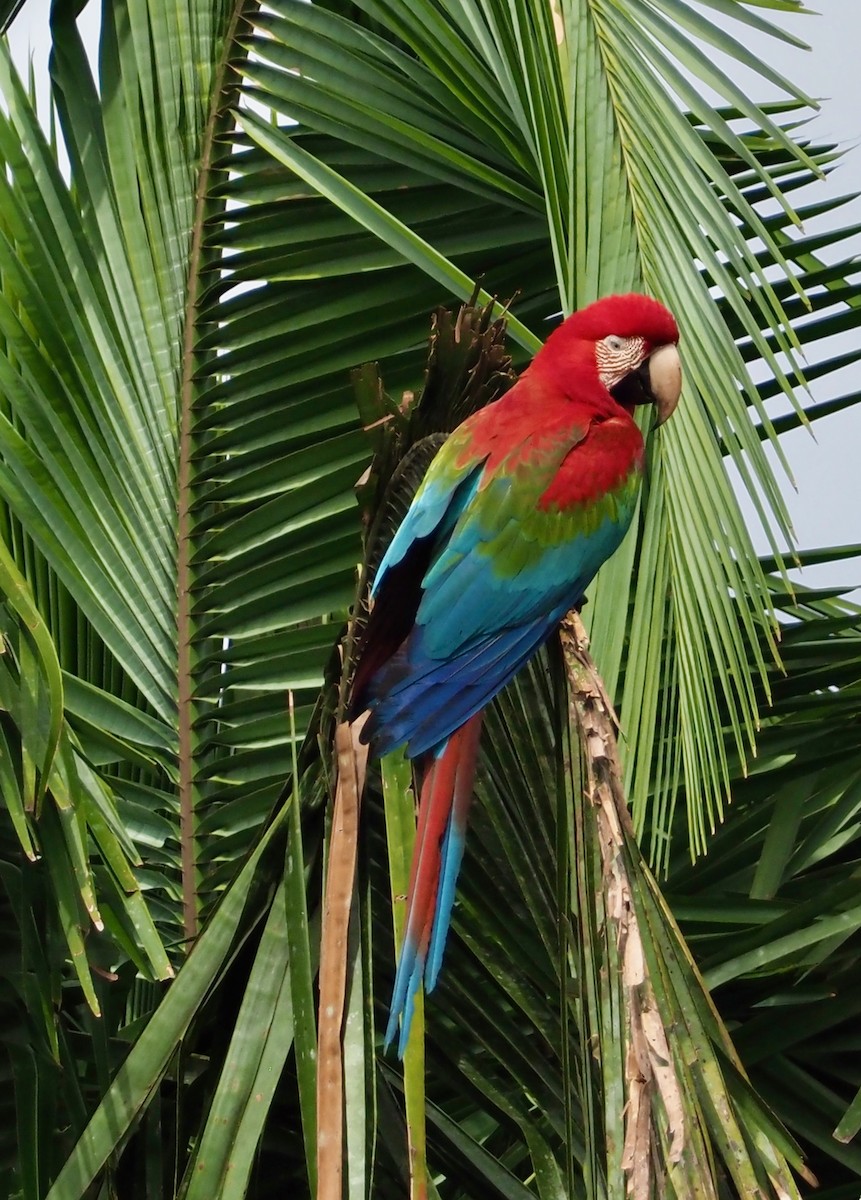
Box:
[316,717,369,1200]
[560,611,686,1196]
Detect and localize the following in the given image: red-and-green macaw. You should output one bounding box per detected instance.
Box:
[351,293,681,1054]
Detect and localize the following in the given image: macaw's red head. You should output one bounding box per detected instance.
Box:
[533,293,682,426]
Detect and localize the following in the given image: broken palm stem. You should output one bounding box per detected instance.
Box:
[561,611,684,1195]
[316,717,369,1200]
[560,611,810,1200]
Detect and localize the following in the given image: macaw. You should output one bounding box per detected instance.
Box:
[351,293,681,1054]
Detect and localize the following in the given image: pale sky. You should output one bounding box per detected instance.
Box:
[722,2,861,596]
[6,1,861,594]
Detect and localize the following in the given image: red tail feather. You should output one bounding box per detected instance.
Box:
[386,712,483,1052]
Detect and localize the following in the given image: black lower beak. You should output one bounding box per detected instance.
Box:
[610,360,653,409]
[610,345,681,427]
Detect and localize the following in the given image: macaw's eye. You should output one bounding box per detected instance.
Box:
[606,335,625,352]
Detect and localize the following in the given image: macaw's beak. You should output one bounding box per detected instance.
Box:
[646,343,682,426]
[611,343,682,427]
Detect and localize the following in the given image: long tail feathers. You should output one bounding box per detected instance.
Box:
[385,712,483,1055]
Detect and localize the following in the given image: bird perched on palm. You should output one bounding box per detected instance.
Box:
[351,293,682,1054]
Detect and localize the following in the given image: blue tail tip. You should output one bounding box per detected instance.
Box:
[384,962,425,1058]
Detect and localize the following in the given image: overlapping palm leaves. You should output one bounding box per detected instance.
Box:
[0,0,857,1196]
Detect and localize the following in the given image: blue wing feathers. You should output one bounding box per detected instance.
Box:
[365,515,628,758]
[367,603,569,757]
[372,461,484,596]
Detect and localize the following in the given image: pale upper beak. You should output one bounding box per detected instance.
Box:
[647,343,682,427]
